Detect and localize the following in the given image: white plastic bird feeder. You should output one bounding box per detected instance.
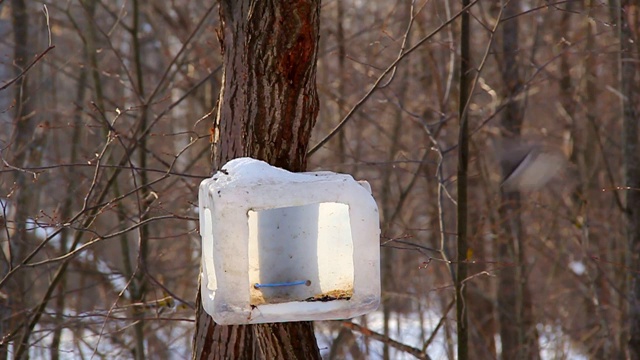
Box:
[198,157,380,325]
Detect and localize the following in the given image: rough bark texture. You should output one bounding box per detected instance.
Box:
[456,0,471,358]
[4,1,37,357]
[192,1,321,359]
[211,0,320,173]
[621,0,640,358]
[497,1,539,359]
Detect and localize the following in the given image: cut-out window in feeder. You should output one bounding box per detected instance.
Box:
[198,157,380,325]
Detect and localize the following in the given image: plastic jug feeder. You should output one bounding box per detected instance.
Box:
[198,157,380,324]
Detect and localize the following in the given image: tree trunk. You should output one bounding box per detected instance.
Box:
[456,0,471,358]
[620,0,640,358]
[192,1,322,359]
[497,1,539,359]
[4,1,37,358]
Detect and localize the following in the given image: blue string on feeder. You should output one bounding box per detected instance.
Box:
[254,280,312,289]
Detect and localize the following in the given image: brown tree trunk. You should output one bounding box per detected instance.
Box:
[467,184,497,359]
[192,1,322,359]
[620,0,640,358]
[497,1,539,359]
[4,1,37,358]
[456,0,471,358]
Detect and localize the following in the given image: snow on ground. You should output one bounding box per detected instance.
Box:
[317,308,588,360]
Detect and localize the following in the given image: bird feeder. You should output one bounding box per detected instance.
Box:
[198,157,380,325]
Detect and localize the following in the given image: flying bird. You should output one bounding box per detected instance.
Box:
[496,138,566,191]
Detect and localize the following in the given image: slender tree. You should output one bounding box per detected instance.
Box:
[497,0,539,358]
[456,0,471,358]
[192,1,322,358]
[4,0,38,357]
[618,0,640,357]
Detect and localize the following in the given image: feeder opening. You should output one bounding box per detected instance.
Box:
[202,208,217,293]
[248,202,355,305]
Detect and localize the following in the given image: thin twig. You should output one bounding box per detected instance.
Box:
[0,46,55,91]
[342,321,432,360]
[307,0,480,156]
[43,5,52,47]
[145,2,217,104]
[379,0,417,89]
[423,298,455,352]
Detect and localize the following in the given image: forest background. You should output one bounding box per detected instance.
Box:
[1,0,639,359]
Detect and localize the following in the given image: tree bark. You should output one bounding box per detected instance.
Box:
[456,0,471,358]
[4,1,37,358]
[192,1,322,359]
[497,1,539,359]
[620,0,640,358]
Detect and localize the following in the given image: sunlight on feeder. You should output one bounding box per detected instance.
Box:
[198,158,380,325]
